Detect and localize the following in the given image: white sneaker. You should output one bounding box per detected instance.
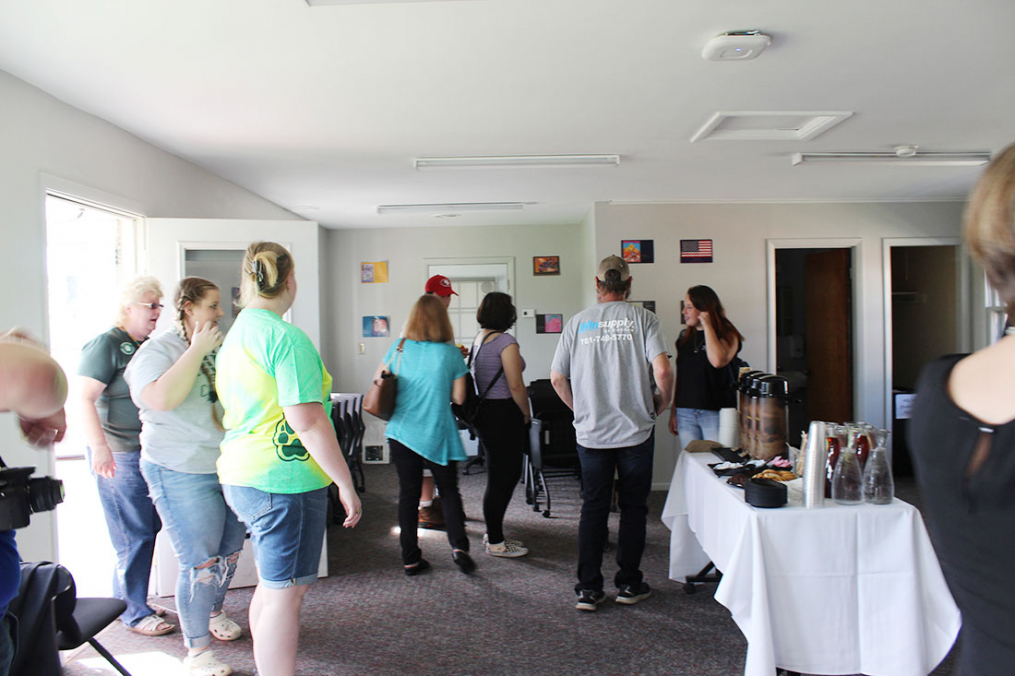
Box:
[483,533,525,549]
[184,649,232,676]
[485,539,529,558]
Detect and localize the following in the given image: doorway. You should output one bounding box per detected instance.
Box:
[425,259,513,346]
[772,245,856,446]
[884,239,965,474]
[45,192,142,596]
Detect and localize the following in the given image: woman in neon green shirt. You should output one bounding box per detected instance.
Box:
[216,241,361,676]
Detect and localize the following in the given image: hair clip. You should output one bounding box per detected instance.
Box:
[252,260,265,287]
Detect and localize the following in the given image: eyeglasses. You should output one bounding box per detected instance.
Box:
[134,302,164,310]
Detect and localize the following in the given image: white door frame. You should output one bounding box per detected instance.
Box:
[766,238,864,421]
[423,256,516,293]
[881,237,968,440]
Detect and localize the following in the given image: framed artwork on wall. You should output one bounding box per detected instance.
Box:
[621,240,654,264]
[533,256,560,276]
[362,316,390,337]
[536,313,563,333]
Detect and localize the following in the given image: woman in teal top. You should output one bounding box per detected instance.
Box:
[216,242,361,676]
[373,294,472,575]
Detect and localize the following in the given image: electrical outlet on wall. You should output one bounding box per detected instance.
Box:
[521,308,535,318]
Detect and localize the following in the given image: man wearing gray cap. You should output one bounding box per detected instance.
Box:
[550,255,673,611]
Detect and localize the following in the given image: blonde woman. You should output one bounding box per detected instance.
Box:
[911,142,1015,674]
[77,276,175,636]
[216,242,361,676]
[124,277,246,676]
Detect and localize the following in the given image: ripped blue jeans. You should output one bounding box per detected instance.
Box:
[140,460,247,649]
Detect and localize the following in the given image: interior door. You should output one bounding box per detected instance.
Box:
[145,218,322,346]
[805,248,853,422]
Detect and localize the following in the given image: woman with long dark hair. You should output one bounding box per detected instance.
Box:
[667,285,744,450]
[373,294,473,575]
[469,292,531,558]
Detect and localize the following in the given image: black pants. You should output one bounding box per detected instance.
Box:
[473,399,526,544]
[389,439,469,565]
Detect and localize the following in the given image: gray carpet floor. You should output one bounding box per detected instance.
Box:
[61,460,958,676]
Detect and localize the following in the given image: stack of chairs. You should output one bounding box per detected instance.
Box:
[327,393,366,522]
[524,379,579,518]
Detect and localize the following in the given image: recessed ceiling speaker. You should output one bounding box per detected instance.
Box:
[702,31,771,61]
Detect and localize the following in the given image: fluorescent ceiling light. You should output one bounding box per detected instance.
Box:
[377,202,526,215]
[414,155,620,170]
[791,151,991,167]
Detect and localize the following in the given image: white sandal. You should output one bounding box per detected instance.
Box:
[208,611,242,641]
[184,649,233,676]
[127,614,175,636]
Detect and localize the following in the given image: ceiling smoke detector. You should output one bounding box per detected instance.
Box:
[702,31,771,61]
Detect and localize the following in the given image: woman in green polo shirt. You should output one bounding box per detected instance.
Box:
[216,241,361,676]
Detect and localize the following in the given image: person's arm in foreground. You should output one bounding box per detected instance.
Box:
[549,369,574,412]
[501,344,531,424]
[0,330,68,447]
[283,402,362,528]
[140,321,222,411]
[698,312,740,369]
[77,376,116,477]
[652,352,675,416]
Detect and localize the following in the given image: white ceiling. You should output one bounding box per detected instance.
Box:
[1,0,1013,229]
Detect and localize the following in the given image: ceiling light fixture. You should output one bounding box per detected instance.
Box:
[792,147,991,167]
[701,30,771,61]
[377,202,526,215]
[414,154,620,170]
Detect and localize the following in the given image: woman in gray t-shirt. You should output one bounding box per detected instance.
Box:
[124,277,247,676]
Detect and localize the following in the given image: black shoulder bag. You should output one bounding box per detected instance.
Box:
[451,332,504,428]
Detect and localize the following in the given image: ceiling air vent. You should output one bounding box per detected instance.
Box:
[690,111,853,143]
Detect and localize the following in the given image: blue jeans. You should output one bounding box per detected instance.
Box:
[89,449,161,626]
[223,485,327,589]
[141,461,247,649]
[676,408,720,451]
[575,430,655,593]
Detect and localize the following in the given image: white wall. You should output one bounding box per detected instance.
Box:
[321,223,586,394]
[593,200,967,486]
[0,70,299,560]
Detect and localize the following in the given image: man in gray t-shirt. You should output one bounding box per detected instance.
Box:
[550,255,673,611]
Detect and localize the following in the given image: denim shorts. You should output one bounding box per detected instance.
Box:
[222,485,327,589]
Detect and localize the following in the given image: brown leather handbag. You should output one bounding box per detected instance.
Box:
[363,339,405,420]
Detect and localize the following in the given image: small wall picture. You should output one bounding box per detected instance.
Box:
[631,300,656,314]
[533,256,560,276]
[621,240,654,264]
[362,316,390,337]
[679,239,713,264]
[536,313,563,334]
[361,261,389,283]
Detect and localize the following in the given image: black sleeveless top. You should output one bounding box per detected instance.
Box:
[674,329,738,410]
[911,354,1015,674]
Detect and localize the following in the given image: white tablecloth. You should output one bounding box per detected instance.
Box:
[661,452,960,676]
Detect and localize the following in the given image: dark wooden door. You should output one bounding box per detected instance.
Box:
[805,248,853,423]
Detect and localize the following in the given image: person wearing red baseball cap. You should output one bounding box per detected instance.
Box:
[424,275,458,308]
[416,275,463,529]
